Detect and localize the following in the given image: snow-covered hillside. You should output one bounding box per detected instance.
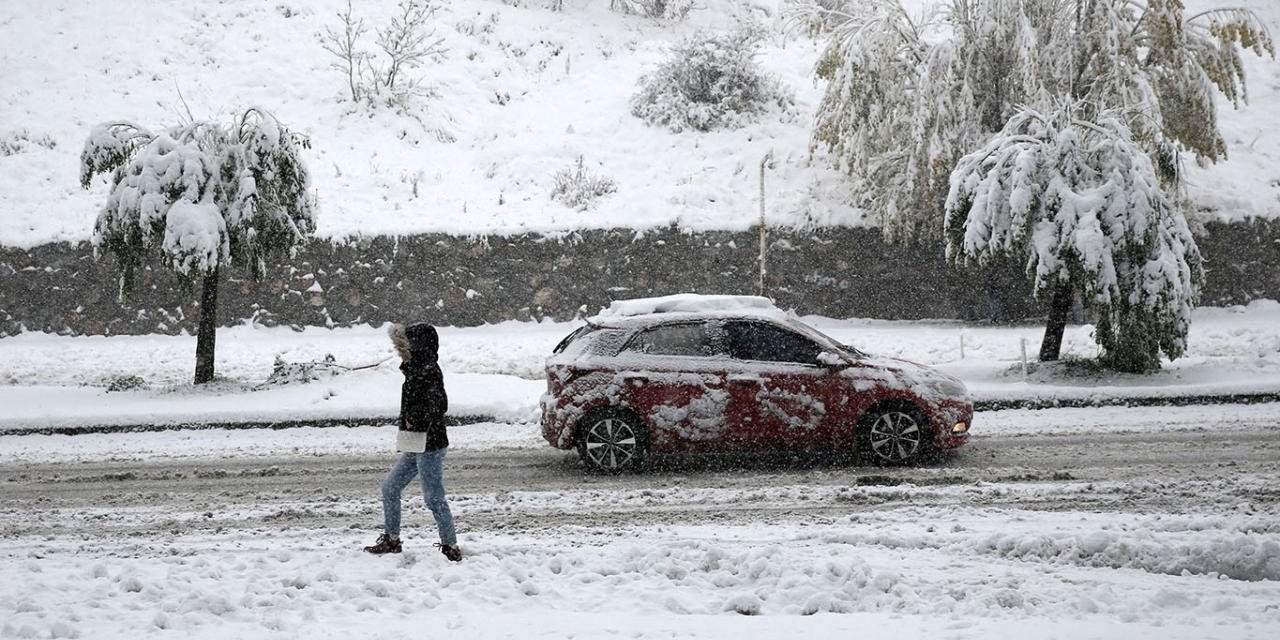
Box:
[0,0,1275,248]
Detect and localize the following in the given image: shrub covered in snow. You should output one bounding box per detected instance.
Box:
[784,0,858,35]
[103,374,147,392]
[631,29,791,133]
[551,157,617,210]
[610,0,694,21]
[0,129,56,156]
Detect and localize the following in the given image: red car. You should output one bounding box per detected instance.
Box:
[541,295,972,472]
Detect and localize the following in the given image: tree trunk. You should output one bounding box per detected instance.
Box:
[194,267,219,384]
[1039,282,1073,362]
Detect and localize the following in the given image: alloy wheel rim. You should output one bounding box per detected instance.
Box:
[869,411,921,462]
[584,418,638,470]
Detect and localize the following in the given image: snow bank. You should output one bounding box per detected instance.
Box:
[0,370,541,432]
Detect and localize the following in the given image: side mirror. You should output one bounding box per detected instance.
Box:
[816,351,846,369]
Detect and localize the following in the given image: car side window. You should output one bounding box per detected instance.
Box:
[726,321,822,365]
[622,322,717,357]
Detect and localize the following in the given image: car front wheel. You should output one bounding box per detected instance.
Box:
[577,411,647,474]
[861,408,931,465]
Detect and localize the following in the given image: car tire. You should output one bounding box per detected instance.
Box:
[577,409,648,474]
[858,404,933,466]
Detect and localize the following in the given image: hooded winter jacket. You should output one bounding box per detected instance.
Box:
[397,323,449,451]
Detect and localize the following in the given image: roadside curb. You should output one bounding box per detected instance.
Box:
[2,392,1277,437]
[972,392,1280,412]
[0,415,492,437]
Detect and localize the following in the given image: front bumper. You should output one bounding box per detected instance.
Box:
[932,400,973,449]
[540,392,581,449]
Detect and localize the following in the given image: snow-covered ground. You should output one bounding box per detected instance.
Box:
[2,404,1278,639]
[4,509,1278,640]
[0,299,1277,431]
[1,0,1275,248]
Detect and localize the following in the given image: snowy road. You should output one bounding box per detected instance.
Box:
[2,405,1279,639]
[2,428,1279,538]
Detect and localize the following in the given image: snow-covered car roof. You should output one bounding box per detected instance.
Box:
[586,294,793,329]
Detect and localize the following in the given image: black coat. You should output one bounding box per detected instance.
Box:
[399,323,449,451]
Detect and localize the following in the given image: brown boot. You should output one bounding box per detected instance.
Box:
[364,533,402,554]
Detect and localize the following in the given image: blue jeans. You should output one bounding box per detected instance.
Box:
[380,449,457,545]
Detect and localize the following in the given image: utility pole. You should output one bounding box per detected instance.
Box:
[758,149,773,297]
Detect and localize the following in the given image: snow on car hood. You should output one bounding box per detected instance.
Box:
[848,355,970,402]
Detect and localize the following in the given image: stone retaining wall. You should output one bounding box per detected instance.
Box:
[1,220,1276,337]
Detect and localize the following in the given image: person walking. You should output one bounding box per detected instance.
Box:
[364,322,462,561]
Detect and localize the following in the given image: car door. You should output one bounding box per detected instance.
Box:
[723,320,838,450]
[615,321,740,450]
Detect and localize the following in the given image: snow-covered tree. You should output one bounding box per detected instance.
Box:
[798,0,1274,242]
[632,29,793,133]
[80,108,315,384]
[796,0,1269,366]
[945,102,1202,372]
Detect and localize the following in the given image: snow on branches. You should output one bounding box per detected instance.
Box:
[944,102,1202,371]
[610,0,694,21]
[798,0,1274,242]
[80,109,315,294]
[320,0,447,110]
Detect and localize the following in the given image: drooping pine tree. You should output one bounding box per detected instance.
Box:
[80,108,315,383]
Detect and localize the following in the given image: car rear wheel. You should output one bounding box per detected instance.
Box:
[860,407,931,465]
[577,411,648,474]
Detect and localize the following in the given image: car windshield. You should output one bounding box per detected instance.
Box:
[553,326,628,358]
[786,320,869,359]
[552,325,594,354]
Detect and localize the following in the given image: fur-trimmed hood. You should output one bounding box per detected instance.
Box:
[388,322,439,365]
